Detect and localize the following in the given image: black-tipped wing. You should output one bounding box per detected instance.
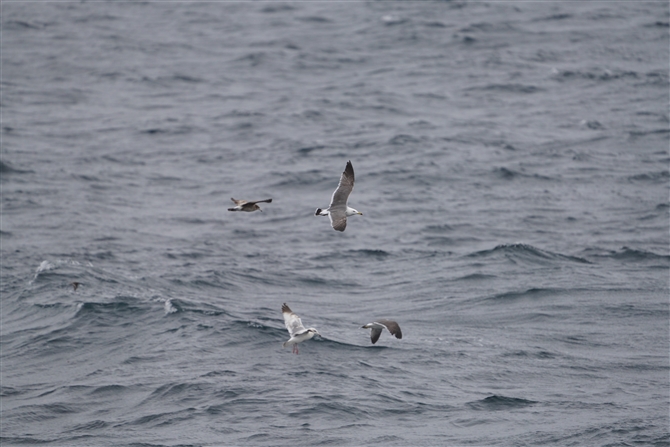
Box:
[378,319,402,339]
[282,303,307,337]
[329,161,355,210]
[248,198,272,205]
[370,327,383,344]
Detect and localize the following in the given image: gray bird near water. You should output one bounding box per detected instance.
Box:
[315,160,362,231]
[228,198,272,212]
[362,319,402,344]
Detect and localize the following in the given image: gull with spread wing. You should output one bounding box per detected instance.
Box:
[362,319,402,344]
[282,303,320,354]
[315,160,362,231]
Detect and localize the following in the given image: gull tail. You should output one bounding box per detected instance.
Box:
[315,208,328,216]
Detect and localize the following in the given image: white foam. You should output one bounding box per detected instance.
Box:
[164,299,178,315]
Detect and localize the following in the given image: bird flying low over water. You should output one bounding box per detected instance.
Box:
[228,198,272,212]
[282,303,320,354]
[315,160,362,232]
[362,319,402,344]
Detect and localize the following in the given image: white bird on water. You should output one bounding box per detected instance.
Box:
[362,319,402,344]
[282,303,320,354]
[315,160,362,232]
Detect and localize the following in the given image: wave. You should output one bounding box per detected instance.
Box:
[452,273,498,282]
[492,166,556,181]
[587,247,670,264]
[65,419,109,433]
[552,67,640,82]
[311,248,392,261]
[467,395,537,411]
[466,243,592,265]
[140,381,217,406]
[0,160,33,174]
[627,170,669,183]
[502,349,558,359]
[74,297,149,319]
[268,169,326,188]
[466,83,543,94]
[388,134,424,145]
[484,287,565,303]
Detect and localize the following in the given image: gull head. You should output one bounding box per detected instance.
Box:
[346,207,363,217]
[307,328,321,338]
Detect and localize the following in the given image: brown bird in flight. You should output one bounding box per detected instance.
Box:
[228,198,272,212]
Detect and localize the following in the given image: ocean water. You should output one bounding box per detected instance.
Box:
[1,2,668,446]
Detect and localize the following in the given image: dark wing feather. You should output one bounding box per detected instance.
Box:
[370,327,383,344]
[248,198,272,205]
[378,319,402,339]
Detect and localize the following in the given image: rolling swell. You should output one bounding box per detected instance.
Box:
[466,243,592,265]
[1,2,667,447]
[484,287,566,303]
[467,395,538,411]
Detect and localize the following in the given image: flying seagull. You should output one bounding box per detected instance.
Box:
[362,319,402,344]
[71,281,81,291]
[315,160,362,231]
[228,198,272,212]
[282,303,320,354]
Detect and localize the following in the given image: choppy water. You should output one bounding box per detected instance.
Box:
[1,2,669,446]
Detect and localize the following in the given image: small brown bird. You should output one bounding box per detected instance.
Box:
[228,198,272,212]
[361,319,402,344]
[71,282,81,291]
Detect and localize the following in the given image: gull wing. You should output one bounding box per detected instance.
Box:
[282,303,307,337]
[329,210,347,232]
[329,161,355,210]
[377,319,402,339]
[370,327,383,344]
[247,199,273,205]
[231,198,246,205]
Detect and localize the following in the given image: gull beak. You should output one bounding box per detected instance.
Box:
[358,212,363,215]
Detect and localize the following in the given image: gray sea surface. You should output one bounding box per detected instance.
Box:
[1,2,669,446]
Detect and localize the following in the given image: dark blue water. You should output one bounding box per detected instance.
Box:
[2,2,668,446]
